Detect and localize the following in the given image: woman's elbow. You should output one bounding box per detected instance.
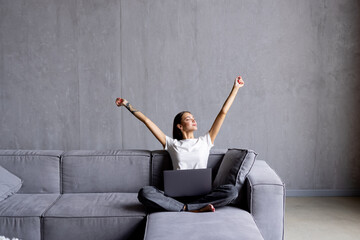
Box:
[219,109,227,117]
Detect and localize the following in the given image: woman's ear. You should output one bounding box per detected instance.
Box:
[177,124,182,131]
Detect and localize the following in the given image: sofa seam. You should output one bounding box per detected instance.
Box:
[143,214,150,239]
[41,195,63,218]
[251,183,285,187]
[62,153,151,157]
[60,154,63,194]
[151,153,225,156]
[0,154,63,158]
[41,194,62,240]
[250,215,265,240]
[0,215,44,218]
[40,215,44,240]
[43,215,146,219]
[150,153,154,186]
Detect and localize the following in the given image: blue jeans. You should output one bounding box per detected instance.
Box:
[137,184,238,212]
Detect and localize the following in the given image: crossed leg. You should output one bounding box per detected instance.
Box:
[186,184,238,212]
[138,184,238,213]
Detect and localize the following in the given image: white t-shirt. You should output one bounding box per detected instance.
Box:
[165,132,214,170]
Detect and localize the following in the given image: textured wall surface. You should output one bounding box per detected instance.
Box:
[1,0,360,191]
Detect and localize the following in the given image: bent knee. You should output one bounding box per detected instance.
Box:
[221,184,239,198]
[138,186,158,198]
[141,185,156,192]
[229,185,239,198]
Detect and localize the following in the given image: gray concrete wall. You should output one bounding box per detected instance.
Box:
[1,0,360,192]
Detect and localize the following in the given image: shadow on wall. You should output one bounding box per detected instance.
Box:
[339,2,360,189]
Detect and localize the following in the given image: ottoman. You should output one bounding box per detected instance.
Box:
[143,206,264,240]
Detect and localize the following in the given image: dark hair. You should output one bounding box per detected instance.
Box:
[172,111,191,140]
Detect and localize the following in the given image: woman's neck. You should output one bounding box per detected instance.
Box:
[182,131,195,140]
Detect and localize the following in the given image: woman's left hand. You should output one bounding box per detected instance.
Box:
[115,98,127,107]
[234,76,244,88]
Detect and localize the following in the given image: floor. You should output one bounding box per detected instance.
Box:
[285,197,360,240]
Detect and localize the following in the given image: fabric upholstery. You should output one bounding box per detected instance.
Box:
[213,149,257,204]
[0,194,60,216]
[0,194,60,240]
[144,206,264,240]
[43,193,146,240]
[0,165,22,202]
[62,150,151,193]
[43,217,145,240]
[44,193,146,217]
[0,150,62,193]
[247,160,285,240]
[0,217,41,240]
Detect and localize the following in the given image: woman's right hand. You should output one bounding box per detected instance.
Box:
[115,98,127,107]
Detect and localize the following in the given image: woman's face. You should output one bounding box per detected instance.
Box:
[179,112,197,132]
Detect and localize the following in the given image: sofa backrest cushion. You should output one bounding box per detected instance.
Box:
[62,150,151,193]
[213,149,257,204]
[151,149,227,190]
[0,150,62,193]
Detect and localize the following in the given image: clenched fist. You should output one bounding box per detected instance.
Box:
[115,98,127,107]
[234,76,244,88]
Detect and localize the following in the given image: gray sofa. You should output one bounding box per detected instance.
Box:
[0,149,285,240]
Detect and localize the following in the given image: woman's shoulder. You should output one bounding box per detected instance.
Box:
[198,132,213,147]
[165,135,178,149]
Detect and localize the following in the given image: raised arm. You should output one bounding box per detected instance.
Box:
[115,98,166,148]
[209,76,244,144]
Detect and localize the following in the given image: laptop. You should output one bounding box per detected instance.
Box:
[163,168,212,197]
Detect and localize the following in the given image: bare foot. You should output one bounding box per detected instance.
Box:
[189,204,215,213]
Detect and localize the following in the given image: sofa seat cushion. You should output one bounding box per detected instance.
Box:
[144,206,264,240]
[44,192,145,217]
[0,194,60,240]
[43,193,146,240]
[0,193,60,216]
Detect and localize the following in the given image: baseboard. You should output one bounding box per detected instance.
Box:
[286,189,360,197]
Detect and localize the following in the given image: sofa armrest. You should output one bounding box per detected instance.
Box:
[246,160,285,240]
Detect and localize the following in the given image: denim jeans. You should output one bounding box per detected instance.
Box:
[137,184,238,212]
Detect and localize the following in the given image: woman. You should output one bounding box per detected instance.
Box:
[115,76,244,212]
